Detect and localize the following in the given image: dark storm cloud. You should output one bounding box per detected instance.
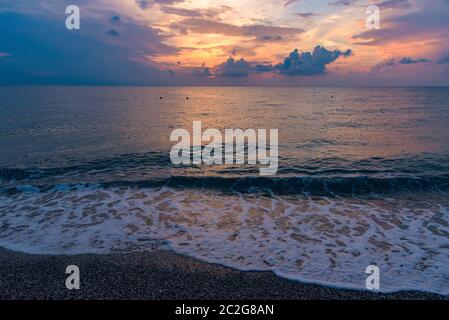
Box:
[275,46,352,76]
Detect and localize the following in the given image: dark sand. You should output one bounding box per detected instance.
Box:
[0,247,446,300]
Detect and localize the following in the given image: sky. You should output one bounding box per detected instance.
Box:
[1,0,449,86]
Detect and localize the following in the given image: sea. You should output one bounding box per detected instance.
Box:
[0,86,448,295]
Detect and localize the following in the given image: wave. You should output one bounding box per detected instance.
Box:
[2,174,449,196]
[2,153,449,196]
[1,177,448,295]
[2,152,449,176]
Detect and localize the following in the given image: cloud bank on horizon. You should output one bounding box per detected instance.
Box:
[0,0,448,85]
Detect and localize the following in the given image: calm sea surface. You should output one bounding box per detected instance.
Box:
[0,86,448,294]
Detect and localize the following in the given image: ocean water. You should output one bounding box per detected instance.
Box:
[0,86,448,295]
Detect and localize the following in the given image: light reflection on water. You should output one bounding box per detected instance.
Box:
[0,86,448,167]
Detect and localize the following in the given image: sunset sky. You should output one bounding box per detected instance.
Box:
[1,0,449,85]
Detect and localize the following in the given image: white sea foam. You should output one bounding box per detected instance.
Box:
[0,185,448,295]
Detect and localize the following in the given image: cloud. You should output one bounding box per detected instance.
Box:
[295,12,316,18]
[370,56,432,74]
[192,63,212,77]
[135,0,184,10]
[106,29,120,37]
[159,5,229,18]
[160,6,203,17]
[257,35,283,41]
[329,0,357,6]
[223,45,260,57]
[376,0,411,9]
[438,54,449,64]
[135,0,151,10]
[364,53,449,85]
[212,45,352,77]
[2,0,447,86]
[0,4,177,85]
[254,64,275,73]
[111,15,121,24]
[171,18,303,39]
[352,1,449,46]
[284,0,303,7]
[398,57,430,64]
[275,46,352,76]
[216,57,251,77]
[379,57,430,67]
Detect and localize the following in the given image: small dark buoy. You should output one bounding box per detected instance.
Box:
[160,96,163,99]
[331,95,334,98]
[186,97,189,100]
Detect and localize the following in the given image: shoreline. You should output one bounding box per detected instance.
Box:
[0,247,446,300]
